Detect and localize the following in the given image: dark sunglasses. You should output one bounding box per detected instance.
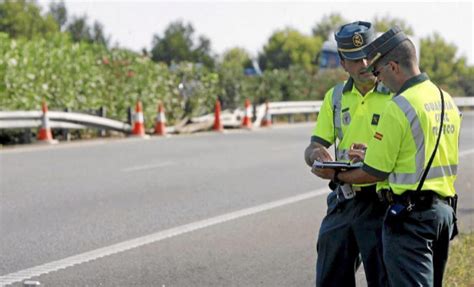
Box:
[372,61,398,77]
[371,62,389,77]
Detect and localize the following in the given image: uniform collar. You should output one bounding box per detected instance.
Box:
[397,73,429,95]
[342,77,355,94]
[342,77,390,95]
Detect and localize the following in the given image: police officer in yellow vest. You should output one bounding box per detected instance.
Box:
[331,27,461,287]
[304,21,390,287]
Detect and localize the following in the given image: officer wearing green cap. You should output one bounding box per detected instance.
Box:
[304,21,391,287]
[331,27,461,287]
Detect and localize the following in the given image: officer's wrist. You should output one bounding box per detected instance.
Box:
[333,170,344,185]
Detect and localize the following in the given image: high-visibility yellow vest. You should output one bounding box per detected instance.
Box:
[312,78,392,157]
[311,78,392,188]
[362,73,461,197]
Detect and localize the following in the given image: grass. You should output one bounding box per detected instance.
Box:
[444,232,474,286]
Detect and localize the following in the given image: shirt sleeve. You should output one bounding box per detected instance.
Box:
[311,88,335,148]
[362,101,406,178]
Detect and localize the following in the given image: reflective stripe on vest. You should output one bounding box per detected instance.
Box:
[388,95,457,185]
[332,83,345,141]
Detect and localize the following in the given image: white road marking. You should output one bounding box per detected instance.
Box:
[460,148,474,157]
[121,162,175,172]
[0,187,329,286]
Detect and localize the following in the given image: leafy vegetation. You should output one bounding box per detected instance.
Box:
[0,33,218,126]
[0,0,59,39]
[419,33,470,97]
[258,28,322,73]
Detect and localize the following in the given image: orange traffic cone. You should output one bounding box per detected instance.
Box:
[213,99,223,132]
[155,101,167,136]
[261,101,272,127]
[131,101,149,138]
[37,101,58,144]
[241,99,252,129]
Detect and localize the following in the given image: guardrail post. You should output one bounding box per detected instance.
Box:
[288,114,294,123]
[62,108,71,141]
[305,114,310,122]
[252,102,257,122]
[97,106,107,137]
[127,106,132,125]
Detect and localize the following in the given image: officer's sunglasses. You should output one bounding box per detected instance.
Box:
[371,62,391,77]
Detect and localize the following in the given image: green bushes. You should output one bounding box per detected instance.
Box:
[0,32,219,127]
[0,32,347,131]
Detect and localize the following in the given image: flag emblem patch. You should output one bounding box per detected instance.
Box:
[374,132,383,140]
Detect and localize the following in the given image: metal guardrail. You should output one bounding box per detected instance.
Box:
[1,97,473,131]
[191,109,242,128]
[254,97,474,126]
[0,119,86,130]
[254,101,323,127]
[270,97,474,115]
[266,101,324,115]
[0,111,131,132]
[452,97,474,107]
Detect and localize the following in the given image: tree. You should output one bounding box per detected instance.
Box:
[91,21,110,47]
[258,28,322,72]
[192,35,214,69]
[66,15,91,43]
[150,21,215,68]
[0,0,59,39]
[372,15,414,35]
[48,1,67,31]
[217,47,252,108]
[66,15,109,47]
[458,66,474,97]
[312,13,347,39]
[221,47,252,67]
[420,33,467,96]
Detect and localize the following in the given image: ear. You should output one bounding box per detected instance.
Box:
[340,58,347,71]
[390,61,400,74]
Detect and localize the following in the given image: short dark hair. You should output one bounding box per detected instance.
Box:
[377,39,417,70]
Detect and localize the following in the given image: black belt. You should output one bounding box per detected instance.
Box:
[382,189,453,210]
[382,189,458,239]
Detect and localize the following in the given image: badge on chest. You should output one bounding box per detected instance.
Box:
[371,114,380,125]
[342,108,351,125]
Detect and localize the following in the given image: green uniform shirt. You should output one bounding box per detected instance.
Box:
[362,73,461,197]
[311,78,392,188]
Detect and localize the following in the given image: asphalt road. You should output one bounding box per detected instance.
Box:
[1,112,473,286]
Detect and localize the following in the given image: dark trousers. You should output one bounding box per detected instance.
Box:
[383,199,455,287]
[316,189,388,287]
